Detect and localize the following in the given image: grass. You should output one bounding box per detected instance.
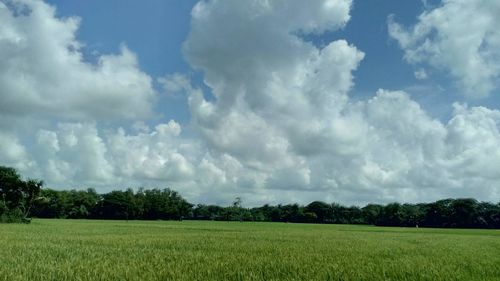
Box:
[0,220,499,280]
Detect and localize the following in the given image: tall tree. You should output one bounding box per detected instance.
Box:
[0,166,42,222]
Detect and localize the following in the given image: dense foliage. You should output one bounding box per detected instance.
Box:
[32,188,192,221]
[30,188,500,229]
[192,199,500,229]
[0,166,43,223]
[2,166,499,228]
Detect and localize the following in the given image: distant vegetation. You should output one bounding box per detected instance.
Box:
[2,166,500,228]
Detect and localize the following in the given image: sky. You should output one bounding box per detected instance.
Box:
[1,0,499,206]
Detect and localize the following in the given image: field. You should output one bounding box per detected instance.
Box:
[0,220,499,281]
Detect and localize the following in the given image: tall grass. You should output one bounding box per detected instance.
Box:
[0,220,499,280]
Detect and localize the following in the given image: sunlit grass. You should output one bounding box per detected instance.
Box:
[0,220,499,280]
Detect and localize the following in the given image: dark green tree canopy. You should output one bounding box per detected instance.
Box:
[0,166,43,222]
[2,165,500,229]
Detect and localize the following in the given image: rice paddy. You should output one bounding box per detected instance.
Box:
[0,219,499,280]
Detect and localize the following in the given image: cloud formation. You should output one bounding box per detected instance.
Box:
[0,0,499,206]
[181,0,500,204]
[0,0,156,121]
[389,0,500,97]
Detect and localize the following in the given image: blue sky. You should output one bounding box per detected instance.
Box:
[44,0,437,122]
[1,0,500,206]
[46,0,198,124]
[47,0,195,75]
[45,0,500,124]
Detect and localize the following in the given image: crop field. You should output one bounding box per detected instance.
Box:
[0,220,499,281]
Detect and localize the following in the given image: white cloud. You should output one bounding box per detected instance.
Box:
[0,132,33,171]
[185,0,364,170]
[21,86,499,205]
[388,0,500,97]
[0,0,156,121]
[414,68,427,80]
[158,73,192,97]
[32,121,192,186]
[445,104,500,180]
[180,0,500,204]
[35,123,114,184]
[1,0,500,206]
[28,121,267,204]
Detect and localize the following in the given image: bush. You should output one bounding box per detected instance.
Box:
[0,208,29,223]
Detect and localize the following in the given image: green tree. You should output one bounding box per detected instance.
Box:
[305,201,330,223]
[377,203,404,226]
[0,166,42,222]
[450,198,479,228]
[362,204,383,225]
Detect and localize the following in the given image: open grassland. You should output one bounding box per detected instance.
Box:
[0,220,499,281]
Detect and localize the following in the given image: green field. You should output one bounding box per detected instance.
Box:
[0,220,499,280]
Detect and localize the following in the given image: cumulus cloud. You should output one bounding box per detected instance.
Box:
[0,0,156,121]
[20,90,500,205]
[1,0,500,206]
[0,132,34,171]
[30,121,268,204]
[388,0,500,97]
[179,0,500,204]
[185,0,363,169]
[35,123,114,184]
[33,121,201,187]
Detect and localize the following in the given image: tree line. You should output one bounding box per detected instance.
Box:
[1,166,500,228]
[192,199,500,228]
